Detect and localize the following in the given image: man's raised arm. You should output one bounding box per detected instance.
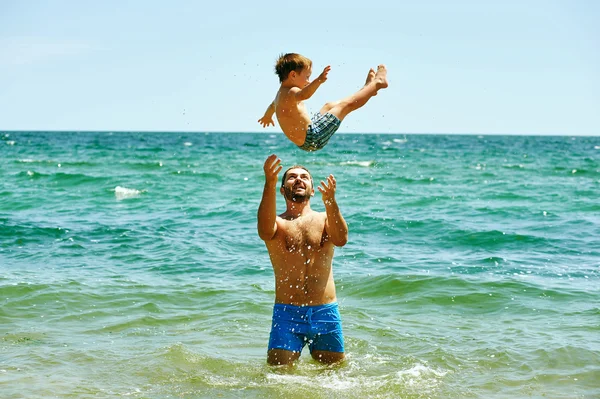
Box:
[319,174,348,247]
[257,154,282,241]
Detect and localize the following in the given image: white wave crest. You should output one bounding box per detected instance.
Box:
[396,363,448,387]
[114,186,142,200]
[264,362,447,392]
[266,372,387,391]
[344,160,375,167]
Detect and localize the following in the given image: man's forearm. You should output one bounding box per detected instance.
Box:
[325,200,348,246]
[257,182,278,240]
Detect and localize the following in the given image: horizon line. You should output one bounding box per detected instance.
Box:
[2,130,598,137]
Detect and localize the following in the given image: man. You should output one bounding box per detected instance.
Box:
[257,154,349,366]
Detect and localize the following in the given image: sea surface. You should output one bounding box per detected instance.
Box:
[1,131,599,399]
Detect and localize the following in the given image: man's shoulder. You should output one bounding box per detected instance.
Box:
[307,211,327,226]
[313,210,327,218]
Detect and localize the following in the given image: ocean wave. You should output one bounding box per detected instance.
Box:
[15,170,111,186]
[153,343,447,398]
[15,159,100,168]
[114,160,165,170]
[0,222,68,241]
[553,166,599,176]
[114,186,143,200]
[502,163,526,170]
[440,228,551,249]
[339,274,597,305]
[399,196,453,207]
[389,175,437,184]
[16,170,45,179]
[342,160,376,167]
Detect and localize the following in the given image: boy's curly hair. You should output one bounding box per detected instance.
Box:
[275,53,312,83]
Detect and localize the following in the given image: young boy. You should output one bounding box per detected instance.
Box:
[258,53,388,152]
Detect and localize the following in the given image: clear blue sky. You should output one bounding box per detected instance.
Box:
[0,0,598,135]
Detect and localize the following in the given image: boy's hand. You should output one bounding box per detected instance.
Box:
[318,174,337,205]
[258,116,275,128]
[317,66,331,83]
[263,154,282,185]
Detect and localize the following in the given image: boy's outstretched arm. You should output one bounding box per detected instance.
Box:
[295,66,330,101]
[258,101,275,127]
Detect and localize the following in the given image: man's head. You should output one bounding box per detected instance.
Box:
[280,165,314,203]
[275,53,312,85]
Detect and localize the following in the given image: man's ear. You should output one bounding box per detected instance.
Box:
[289,70,297,79]
[280,186,285,195]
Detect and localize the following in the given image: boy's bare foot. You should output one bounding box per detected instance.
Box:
[374,65,389,90]
[365,68,377,95]
[365,68,376,85]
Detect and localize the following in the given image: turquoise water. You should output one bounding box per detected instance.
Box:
[1,131,599,398]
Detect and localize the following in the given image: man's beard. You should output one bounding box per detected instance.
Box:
[283,185,310,203]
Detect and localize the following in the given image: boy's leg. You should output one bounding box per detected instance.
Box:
[320,65,388,121]
[319,68,376,115]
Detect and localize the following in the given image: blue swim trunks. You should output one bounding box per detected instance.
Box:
[298,112,341,152]
[268,302,345,353]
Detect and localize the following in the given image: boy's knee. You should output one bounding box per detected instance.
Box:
[320,102,336,114]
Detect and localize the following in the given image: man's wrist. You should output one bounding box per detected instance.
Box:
[265,180,278,188]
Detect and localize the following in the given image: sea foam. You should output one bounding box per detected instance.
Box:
[114,186,142,200]
[344,160,375,167]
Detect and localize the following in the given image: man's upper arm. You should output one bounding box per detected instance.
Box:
[322,214,331,240]
[258,217,279,242]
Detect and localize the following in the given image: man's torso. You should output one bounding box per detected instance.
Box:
[265,211,337,306]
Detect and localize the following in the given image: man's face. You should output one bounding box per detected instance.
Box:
[281,168,313,203]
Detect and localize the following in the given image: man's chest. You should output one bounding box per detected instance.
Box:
[280,219,326,252]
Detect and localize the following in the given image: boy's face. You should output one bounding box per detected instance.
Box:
[294,66,312,88]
